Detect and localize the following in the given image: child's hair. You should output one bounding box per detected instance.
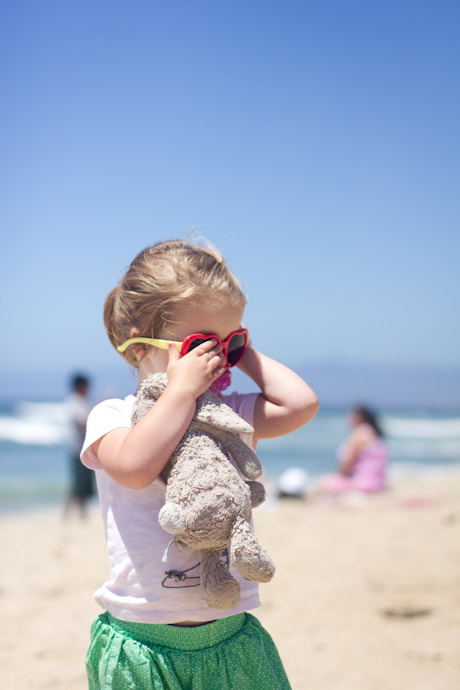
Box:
[104,239,246,366]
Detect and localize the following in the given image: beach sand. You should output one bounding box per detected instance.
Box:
[2,473,459,690]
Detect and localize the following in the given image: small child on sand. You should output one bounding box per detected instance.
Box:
[81,238,318,689]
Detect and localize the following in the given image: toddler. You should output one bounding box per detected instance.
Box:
[81,239,319,689]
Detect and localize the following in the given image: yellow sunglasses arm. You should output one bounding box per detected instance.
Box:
[116,337,182,353]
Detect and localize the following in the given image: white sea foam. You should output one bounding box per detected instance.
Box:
[16,401,69,423]
[384,416,460,438]
[388,438,460,459]
[0,401,70,445]
[0,417,69,445]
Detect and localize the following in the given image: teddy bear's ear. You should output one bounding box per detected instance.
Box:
[194,391,254,435]
[137,372,168,401]
[131,372,168,425]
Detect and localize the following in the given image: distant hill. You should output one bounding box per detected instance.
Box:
[227,360,460,409]
[1,361,460,409]
[294,360,460,409]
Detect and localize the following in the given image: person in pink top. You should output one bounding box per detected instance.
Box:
[316,406,389,496]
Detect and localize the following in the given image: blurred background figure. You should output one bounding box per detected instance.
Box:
[277,466,309,500]
[314,406,389,499]
[63,374,94,518]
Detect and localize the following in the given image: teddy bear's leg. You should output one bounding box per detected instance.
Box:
[246,481,266,508]
[158,502,186,534]
[200,548,241,610]
[230,517,275,583]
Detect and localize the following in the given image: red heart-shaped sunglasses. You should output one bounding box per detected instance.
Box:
[117,328,248,368]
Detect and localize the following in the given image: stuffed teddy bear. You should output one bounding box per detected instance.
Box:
[131,372,275,609]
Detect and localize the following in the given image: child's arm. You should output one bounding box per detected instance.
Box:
[237,343,319,441]
[93,340,226,489]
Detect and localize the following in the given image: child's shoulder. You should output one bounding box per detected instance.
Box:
[88,394,136,424]
[82,394,136,469]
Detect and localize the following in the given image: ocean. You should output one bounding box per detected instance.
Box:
[1,399,460,514]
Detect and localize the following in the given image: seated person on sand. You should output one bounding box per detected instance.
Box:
[315,406,389,497]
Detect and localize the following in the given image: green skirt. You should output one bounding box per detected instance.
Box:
[86,611,291,690]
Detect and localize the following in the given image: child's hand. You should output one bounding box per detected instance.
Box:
[237,323,253,367]
[166,339,227,399]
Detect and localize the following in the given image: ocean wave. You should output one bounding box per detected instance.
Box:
[0,401,71,446]
[384,417,460,438]
[388,438,460,460]
[0,416,69,445]
[16,401,69,422]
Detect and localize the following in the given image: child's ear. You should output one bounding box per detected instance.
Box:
[129,327,147,362]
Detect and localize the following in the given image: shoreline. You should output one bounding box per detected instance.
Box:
[2,460,460,517]
[3,473,460,689]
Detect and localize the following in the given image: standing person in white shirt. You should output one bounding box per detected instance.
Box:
[64,373,94,518]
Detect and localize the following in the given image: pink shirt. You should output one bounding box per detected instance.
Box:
[338,434,388,492]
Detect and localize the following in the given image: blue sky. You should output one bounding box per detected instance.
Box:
[1,0,459,400]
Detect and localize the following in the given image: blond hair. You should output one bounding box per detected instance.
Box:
[104,239,246,366]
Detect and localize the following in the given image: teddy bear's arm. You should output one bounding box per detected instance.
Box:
[194,393,254,435]
[218,432,263,480]
[246,480,266,508]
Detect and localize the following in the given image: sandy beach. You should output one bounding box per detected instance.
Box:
[2,473,459,690]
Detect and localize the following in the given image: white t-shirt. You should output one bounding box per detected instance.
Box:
[81,390,262,624]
